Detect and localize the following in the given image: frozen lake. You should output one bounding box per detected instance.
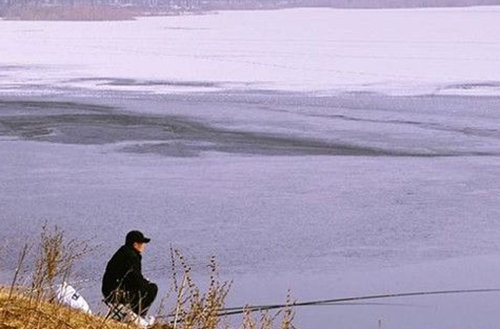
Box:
[1,91,500,328]
[1,6,500,329]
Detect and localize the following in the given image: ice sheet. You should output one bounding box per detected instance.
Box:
[1,7,500,96]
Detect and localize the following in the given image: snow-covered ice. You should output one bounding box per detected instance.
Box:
[1,6,500,96]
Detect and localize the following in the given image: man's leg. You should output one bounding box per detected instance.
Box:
[131,283,158,317]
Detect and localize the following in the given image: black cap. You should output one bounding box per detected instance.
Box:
[125,230,151,245]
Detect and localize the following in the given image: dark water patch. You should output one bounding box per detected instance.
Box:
[122,142,203,157]
[3,95,500,157]
[0,99,440,157]
[442,82,500,91]
[0,99,115,116]
[220,89,307,96]
[0,113,174,144]
[66,77,220,88]
[435,82,500,96]
[107,79,219,88]
[0,65,25,71]
[122,133,406,157]
[0,111,403,156]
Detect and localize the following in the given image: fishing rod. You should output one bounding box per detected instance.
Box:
[156,287,500,321]
[212,302,429,318]
[155,302,420,324]
[155,301,426,321]
[208,288,500,317]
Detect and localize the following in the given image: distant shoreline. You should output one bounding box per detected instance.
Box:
[1,1,500,21]
[0,4,210,21]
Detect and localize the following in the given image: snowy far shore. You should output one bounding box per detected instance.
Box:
[1,6,500,97]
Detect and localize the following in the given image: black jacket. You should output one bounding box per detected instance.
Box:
[102,244,150,299]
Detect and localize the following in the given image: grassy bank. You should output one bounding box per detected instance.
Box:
[0,288,128,329]
[0,226,295,329]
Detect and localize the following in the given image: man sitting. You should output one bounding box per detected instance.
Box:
[102,230,158,318]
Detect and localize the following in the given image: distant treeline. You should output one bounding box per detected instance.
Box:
[207,0,500,9]
[322,0,500,8]
[1,0,500,20]
[3,0,500,9]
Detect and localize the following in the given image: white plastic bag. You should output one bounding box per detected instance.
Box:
[55,282,92,314]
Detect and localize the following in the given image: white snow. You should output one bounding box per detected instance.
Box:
[1,6,500,96]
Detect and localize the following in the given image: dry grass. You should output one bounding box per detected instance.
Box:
[0,288,127,329]
[153,249,295,329]
[0,225,113,329]
[154,249,232,329]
